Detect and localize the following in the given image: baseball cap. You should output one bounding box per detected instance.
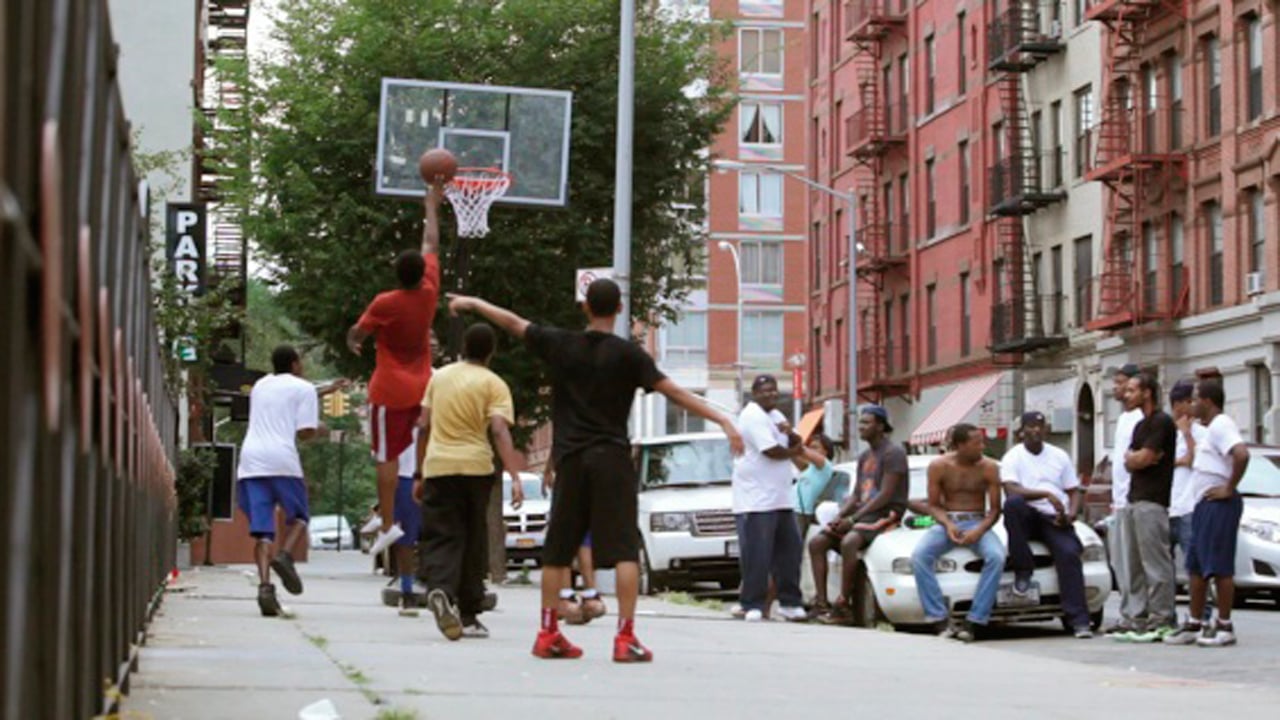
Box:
[860,404,894,433]
[1169,379,1194,403]
[1116,363,1141,379]
[1017,410,1047,431]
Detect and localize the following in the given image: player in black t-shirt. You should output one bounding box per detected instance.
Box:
[449,279,743,662]
[1120,372,1179,638]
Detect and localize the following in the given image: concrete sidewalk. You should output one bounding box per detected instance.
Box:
[123,552,1278,720]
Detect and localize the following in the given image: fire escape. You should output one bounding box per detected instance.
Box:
[1084,0,1188,331]
[844,0,908,399]
[987,1,1067,356]
[195,0,250,349]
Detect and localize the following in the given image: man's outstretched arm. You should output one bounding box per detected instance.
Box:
[653,378,744,455]
[421,182,443,256]
[448,294,530,339]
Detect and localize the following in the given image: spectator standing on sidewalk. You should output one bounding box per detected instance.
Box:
[1167,381,1202,578]
[1000,411,1093,639]
[732,375,808,623]
[912,424,1005,642]
[1116,372,1178,641]
[1164,379,1250,647]
[1106,362,1146,635]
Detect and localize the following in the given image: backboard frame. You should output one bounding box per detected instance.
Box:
[374,78,574,207]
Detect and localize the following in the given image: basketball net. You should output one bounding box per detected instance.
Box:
[443,168,512,238]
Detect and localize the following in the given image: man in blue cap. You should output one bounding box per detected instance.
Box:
[809,404,908,624]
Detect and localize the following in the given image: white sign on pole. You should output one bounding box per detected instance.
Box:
[575,267,615,302]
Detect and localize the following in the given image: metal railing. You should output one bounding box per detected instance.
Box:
[1,1,178,718]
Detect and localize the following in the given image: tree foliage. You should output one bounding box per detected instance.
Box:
[227,0,733,441]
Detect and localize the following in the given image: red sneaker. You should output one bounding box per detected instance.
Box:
[613,633,654,663]
[531,630,583,659]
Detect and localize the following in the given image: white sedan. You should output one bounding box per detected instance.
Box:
[827,457,1110,630]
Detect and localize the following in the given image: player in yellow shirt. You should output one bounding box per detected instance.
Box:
[416,323,523,640]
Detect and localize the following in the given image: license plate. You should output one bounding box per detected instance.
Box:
[997,581,1040,607]
[725,540,739,558]
[515,537,537,548]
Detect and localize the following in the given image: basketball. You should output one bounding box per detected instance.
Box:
[418,148,458,184]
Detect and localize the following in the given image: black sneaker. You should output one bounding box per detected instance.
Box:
[257,584,283,617]
[426,589,463,641]
[271,550,303,595]
[953,620,976,643]
[1011,572,1032,597]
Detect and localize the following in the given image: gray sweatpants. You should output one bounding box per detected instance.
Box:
[1111,502,1176,628]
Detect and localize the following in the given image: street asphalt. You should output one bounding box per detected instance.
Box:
[121,551,1280,720]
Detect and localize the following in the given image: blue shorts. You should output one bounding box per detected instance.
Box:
[395,476,422,547]
[1186,494,1243,579]
[237,476,309,540]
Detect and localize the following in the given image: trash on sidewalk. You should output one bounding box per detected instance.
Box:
[297,698,341,720]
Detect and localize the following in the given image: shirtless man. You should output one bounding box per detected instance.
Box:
[911,423,1006,642]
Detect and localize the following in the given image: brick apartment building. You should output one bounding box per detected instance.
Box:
[806,0,1278,465]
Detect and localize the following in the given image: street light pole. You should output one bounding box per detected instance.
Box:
[718,241,744,409]
[611,0,636,339]
[711,160,859,454]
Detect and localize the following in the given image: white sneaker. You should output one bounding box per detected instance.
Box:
[370,524,404,556]
[360,516,383,534]
[729,604,746,619]
[776,606,808,622]
[744,609,764,622]
[1196,623,1237,647]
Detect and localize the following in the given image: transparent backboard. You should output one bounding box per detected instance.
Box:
[375,78,573,207]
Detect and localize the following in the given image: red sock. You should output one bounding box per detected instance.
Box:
[541,607,558,632]
[617,617,634,636]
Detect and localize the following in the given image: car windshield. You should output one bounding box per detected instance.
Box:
[640,438,734,489]
[503,477,545,502]
[1240,451,1280,496]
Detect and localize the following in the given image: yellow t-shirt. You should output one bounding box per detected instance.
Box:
[421,361,515,477]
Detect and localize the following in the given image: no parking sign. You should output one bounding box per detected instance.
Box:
[575,267,614,302]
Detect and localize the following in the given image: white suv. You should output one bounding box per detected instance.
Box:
[635,432,739,594]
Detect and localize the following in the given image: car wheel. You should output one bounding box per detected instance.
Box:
[851,563,885,629]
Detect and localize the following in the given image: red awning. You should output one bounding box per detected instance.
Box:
[909,373,1004,446]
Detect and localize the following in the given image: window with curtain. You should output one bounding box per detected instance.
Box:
[743,311,784,361]
[741,241,783,285]
[740,102,782,146]
[1246,16,1262,121]
[739,172,783,217]
[740,28,783,75]
[1206,201,1223,306]
[662,312,707,369]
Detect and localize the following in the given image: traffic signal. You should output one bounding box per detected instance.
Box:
[322,390,348,418]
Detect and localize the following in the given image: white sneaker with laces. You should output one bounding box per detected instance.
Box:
[744,609,764,622]
[1196,623,1237,647]
[370,524,404,556]
[776,606,808,622]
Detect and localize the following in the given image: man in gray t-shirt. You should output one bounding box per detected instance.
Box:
[809,405,907,624]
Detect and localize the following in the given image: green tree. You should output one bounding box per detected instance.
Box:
[225,0,732,441]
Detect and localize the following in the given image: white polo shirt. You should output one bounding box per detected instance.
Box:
[237,373,319,479]
[1000,442,1079,516]
[731,402,795,514]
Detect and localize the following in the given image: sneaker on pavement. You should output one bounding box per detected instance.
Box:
[952,621,975,643]
[1073,626,1094,639]
[1163,622,1203,645]
[270,550,303,595]
[744,609,764,622]
[776,605,809,622]
[729,604,747,619]
[398,597,420,618]
[425,589,463,641]
[613,632,654,663]
[257,584,283,618]
[531,630,583,659]
[461,619,490,639]
[1011,572,1033,597]
[369,524,405,556]
[815,604,855,626]
[1196,622,1237,647]
[360,516,383,534]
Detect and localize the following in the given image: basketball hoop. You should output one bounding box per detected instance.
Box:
[444,167,512,238]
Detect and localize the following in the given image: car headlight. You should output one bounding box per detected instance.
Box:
[650,512,694,532]
[1081,544,1106,563]
[1241,518,1280,544]
[891,557,956,575]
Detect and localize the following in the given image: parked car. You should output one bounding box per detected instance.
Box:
[635,432,740,594]
[504,472,550,567]
[309,514,356,550]
[828,454,1111,630]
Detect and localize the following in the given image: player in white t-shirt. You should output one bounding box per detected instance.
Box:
[1164,379,1250,648]
[1107,362,1146,635]
[1000,411,1093,638]
[731,375,806,623]
[235,345,338,617]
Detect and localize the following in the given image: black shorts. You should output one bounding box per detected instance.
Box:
[542,444,639,568]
